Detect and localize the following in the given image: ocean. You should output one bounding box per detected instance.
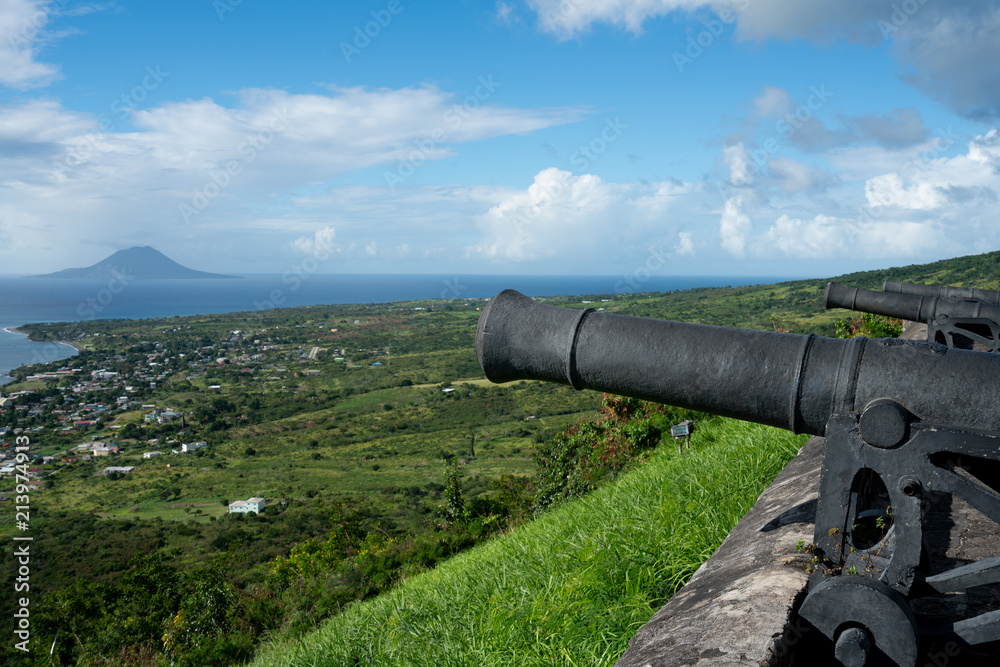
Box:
[0,273,797,384]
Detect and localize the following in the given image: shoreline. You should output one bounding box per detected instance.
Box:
[4,326,83,351]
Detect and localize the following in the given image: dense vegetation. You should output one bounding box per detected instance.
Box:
[2,249,999,665]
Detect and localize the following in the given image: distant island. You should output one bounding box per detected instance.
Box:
[29,246,242,280]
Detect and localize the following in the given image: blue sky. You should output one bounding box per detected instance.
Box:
[1,0,999,278]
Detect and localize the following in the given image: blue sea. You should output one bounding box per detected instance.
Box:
[0,273,797,385]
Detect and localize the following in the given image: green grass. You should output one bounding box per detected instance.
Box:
[249,417,808,667]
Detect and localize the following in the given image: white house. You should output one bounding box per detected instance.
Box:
[228,496,265,514]
[181,441,207,453]
[100,466,135,476]
[143,451,163,459]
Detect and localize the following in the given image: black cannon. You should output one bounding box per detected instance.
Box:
[477,289,1000,667]
[826,281,1000,352]
[883,280,1000,305]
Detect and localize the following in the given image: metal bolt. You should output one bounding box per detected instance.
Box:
[900,477,922,497]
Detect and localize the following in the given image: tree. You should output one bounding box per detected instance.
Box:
[439,460,466,524]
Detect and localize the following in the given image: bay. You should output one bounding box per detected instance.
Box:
[0,273,796,384]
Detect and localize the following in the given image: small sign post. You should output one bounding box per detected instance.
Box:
[671,421,693,454]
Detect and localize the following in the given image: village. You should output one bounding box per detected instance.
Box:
[0,317,392,508]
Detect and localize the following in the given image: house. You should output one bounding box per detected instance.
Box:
[25,480,45,490]
[93,447,110,457]
[181,441,207,453]
[157,411,180,424]
[99,466,135,476]
[228,496,265,514]
[143,451,162,459]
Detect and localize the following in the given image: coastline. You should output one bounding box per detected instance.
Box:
[3,326,84,351]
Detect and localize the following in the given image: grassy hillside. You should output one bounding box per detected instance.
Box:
[249,417,807,667]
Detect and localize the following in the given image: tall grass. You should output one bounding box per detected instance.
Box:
[250,417,807,667]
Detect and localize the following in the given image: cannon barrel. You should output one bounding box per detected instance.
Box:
[825,282,1000,324]
[883,280,1000,305]
[477,290,1000,437]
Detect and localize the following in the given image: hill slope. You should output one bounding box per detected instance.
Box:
[30,245,241,279]
[249,418,806,667]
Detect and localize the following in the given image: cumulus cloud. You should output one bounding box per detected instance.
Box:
[527,0,705,39]
[292,226,338,258]
[676,231,694,255]
[719,197,752,257]
[865,173,945,211]
[968,129,1000,166]
[468,167,691,263]
[723,143,754,185]
[760,215,945,259]
[714,129,1000,263]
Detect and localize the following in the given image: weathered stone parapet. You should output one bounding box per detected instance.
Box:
[614,436,823,667]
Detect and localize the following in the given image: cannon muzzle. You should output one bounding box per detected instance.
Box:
[477,289,1000,436]
[883,280,1000,305]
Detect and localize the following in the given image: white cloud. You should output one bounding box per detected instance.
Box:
[760,215,945,259]
[527,0,704,39]
[719,196,752,256]
[292,226,338,258]
[0,84,583,272]
[0,0,61,89]
[676,231,694,255]
[723,143,754,185]
[865,173,945,211]
[526,0,879,40]
[468,167,690,263]
[968,129,1000,165]
[859,131,1000,215]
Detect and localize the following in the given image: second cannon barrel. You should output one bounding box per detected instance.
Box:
[825,282,1000,325]
[883,280,1000,305]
